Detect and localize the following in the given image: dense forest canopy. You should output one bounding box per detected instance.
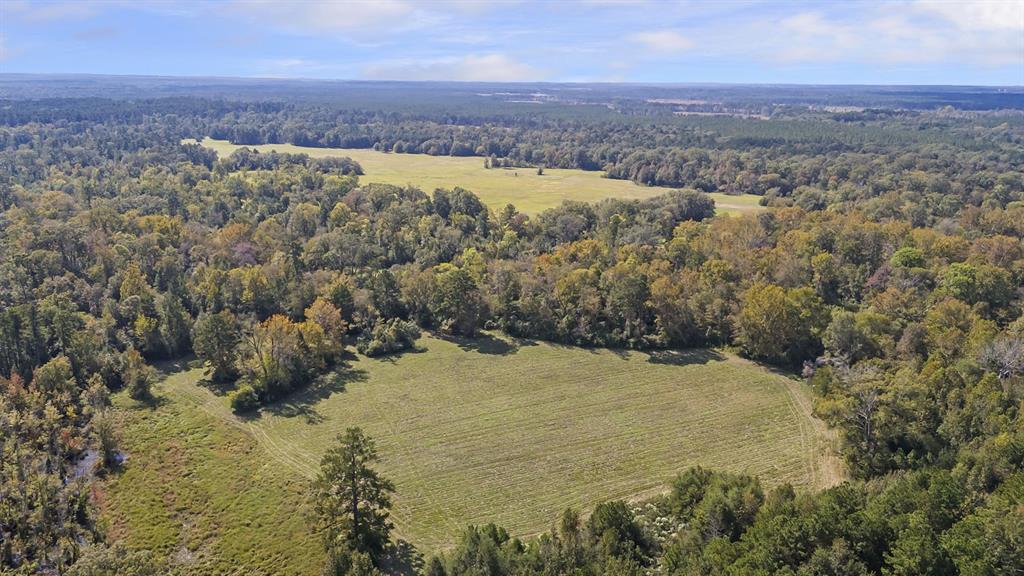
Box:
[0,77,1022,575]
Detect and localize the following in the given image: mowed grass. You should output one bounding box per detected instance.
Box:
[98,361,322,576]
[100,334,840,570]
[190,137,764,215]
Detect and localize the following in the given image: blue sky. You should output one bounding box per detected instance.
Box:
[2,0,1022,85]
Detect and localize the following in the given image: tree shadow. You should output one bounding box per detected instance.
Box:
[135,393,169,410]
[601,347,632,360]
[366,345,428,365]
[153,356,202,377]
[379,539,425,576]
[262,367,368,424]
[442,332,521,356]
[196,376,236,397]
[645,348,725,366]
[336,348,359,363]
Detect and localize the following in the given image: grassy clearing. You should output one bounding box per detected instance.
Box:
[98,360,322,575]
[101,333,840,570]
[190,137,764,215]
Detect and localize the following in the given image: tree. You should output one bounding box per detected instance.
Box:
[324,548,380,576]
[823,310,890,362]
[93,410,120,470]
[431,264,485,336]
[303,297,347,365]
[448,524,510,576]
[426,556,447,576]
[735,284,792,363]
[588,501,646,561]
[313,428,396,562]
[193,311,240,382]
[369,271,405,320]
[357,318,421,357]
[797,540,869,576]
[924,299,977,360]
[30,355,76,396]
[978,337,1024,379]
[158,293,191,358]
[735,283,827,365]
[883,513,953,576]
[122,348,154,402]
[242,314,305,400]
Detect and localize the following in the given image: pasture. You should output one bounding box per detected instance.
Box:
[100,333,840,572]
[191,137,764,215]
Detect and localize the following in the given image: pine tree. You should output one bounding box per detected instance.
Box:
[313,428,396,563]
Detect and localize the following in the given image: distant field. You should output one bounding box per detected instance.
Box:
[190,137,764,215]
[100,333,840,571]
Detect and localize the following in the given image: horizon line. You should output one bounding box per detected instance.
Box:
[2,72,1022,90]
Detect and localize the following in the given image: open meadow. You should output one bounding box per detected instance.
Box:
[100,333,841,572]
[192,137,764,215]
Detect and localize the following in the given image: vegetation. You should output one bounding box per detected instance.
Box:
[192,138,764,215]
[97,363,322,574]
[99,334,833,560]
[1,81,1021,574]
[356,318,421,357]
[314,427,396,568]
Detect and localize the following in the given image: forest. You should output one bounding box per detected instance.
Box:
[0,80,1022,575]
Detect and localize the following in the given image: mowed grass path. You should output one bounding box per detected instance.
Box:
[192,137,763,215]
[101,334,840,568]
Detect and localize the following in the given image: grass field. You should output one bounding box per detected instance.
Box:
[100,333,841,572]
[190,137,764,215]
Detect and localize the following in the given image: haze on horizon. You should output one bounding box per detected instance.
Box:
[1,0,1023,86]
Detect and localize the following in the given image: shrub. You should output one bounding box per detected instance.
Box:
[229,383,261,413]
[357,318,421,357]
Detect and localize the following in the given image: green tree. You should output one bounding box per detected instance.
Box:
[431,264,485,336]
[890,247,925,269]
[193,311,240,382]
[158,293,191,358]
[313,428,396,562]
[323,548,381,576]
[122,348,155,402]
[448,524,510,576]
[883,513,953,576]
[797,540,869,576]
[588,501,646,561]
[93,410,120,470]
[736,283,827,365]
[30,355,76,396]
[940,263,978,303]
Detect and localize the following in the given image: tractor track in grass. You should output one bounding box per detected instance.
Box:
[139,334,842,553]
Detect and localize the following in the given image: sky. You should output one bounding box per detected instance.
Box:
[1,0,1022,85]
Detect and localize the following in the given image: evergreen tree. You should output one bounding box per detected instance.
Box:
[313,428,396,563]
[192,311,240,382]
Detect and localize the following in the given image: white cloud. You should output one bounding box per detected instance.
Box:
[737,5,1024,68]
[4,0,211,25]
[252,58,357,78]
[0,35,8,62]
[772,12,861,63]
[4,0,99,22]
[915,0,1024,32]
[629,29,693,53]
[258,58,318,73]
[222,0,454,41]
[362,54,546,81]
